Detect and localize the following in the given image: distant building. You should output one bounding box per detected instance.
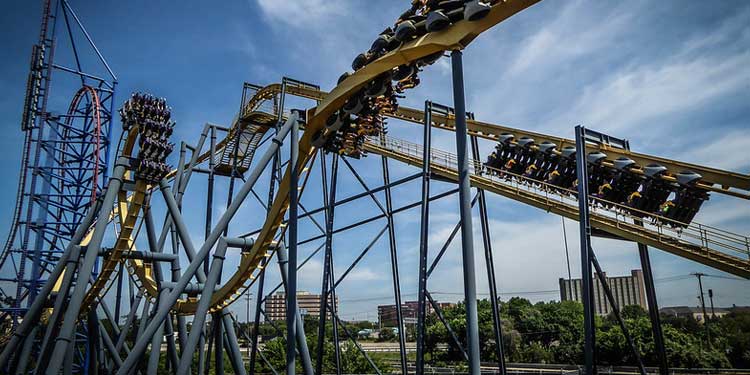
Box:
[660,306,730,323]
[264,291,338,321]
[378,300,455,327]
[559,269,647,315]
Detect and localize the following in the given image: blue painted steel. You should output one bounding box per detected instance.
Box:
[0,0,117,332]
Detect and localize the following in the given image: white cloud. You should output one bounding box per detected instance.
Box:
[567,51,750,134]
[674,129,750,172]
[693,197,750,234]
[506,1,633,76]
[255,0,350,29]
[345,267,384,282]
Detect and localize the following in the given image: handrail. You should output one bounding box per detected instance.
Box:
[366,136,750,261]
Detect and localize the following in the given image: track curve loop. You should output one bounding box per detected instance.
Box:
[113,0,540,315]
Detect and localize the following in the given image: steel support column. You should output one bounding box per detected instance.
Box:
[574,125,596,375]
[36,244,84,367]
[249,258,268,375]
[470,135,507,375]
[222,311,248,375]
[416,100,433,373]
[637,240,668,375]
[380,139,408,374]
[215,312,225,375]
[0,196,102,369]
[451,49,480,374]
[87,309,100,375]
[317,152,342,375]
[589,248,646,375]
[115,291,143,352]
[175,237,235,374]
[327,248,343,375]
[286,107,300,375]
[98,318,123,369]
[275,242,315,375]
[206,125,217,269]
[46,158,129,375]
[117,115,296,375]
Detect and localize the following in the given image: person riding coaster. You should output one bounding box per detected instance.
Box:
[627,191,642,210]
[594,182,613,208]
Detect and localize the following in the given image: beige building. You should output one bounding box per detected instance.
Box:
[265,291,338,321]
[660,306,729,323]
[559,269,647,315]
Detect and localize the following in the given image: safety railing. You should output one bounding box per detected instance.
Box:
[367,136,750,263]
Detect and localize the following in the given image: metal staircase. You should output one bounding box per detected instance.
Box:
[364,136,750,279]
[214,125,267,176]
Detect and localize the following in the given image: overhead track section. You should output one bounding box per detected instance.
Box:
[364,136,750,278]
[193,81,750,199]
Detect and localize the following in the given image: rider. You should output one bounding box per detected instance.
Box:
[596,183,612,198]
[627,191,641,207]
[659,200,675,216]
[523,164,538,179]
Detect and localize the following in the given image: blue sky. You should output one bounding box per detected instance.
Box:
[1,1,749,322]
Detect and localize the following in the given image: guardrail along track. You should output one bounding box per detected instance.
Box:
[364,136,750,279]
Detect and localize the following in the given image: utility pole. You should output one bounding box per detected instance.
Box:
[708,289,716,320]
[692,273,711,347]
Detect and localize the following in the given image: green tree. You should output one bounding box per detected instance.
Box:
[716,311,750,367]
[377,327,396,342]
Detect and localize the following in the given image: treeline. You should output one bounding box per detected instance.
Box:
[422,298,748,369]
[237,297,749,372]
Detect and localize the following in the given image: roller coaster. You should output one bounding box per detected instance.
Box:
[1,0,748,374]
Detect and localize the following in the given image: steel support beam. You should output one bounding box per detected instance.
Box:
[589,248,646,375]
[250,127,282,375]
[638,239,669,375]
[317,152,342,375]
[471,135,507,374]
[36,244,84,368]
[416,100,433,373]
[98,318,123,369]
[575,125,596,375]
[148,291,171,375]
[221,311,248,375]
[380,138,408,375]
[176,237,238,373]
[327,301,382,375]
[45,158,129,375]
[116,114,296,375]
[249,257,268,375]
[215,312,225,375]
[286,106,300,375]
[0,195,103,369]
[426,291,469,361]
[451,49,481,374]
[115,290,143,352]
[276,241,315,375]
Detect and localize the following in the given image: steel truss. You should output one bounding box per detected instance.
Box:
[2,76,749,374]
[1,1,750,374]
[0,0,117,335]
